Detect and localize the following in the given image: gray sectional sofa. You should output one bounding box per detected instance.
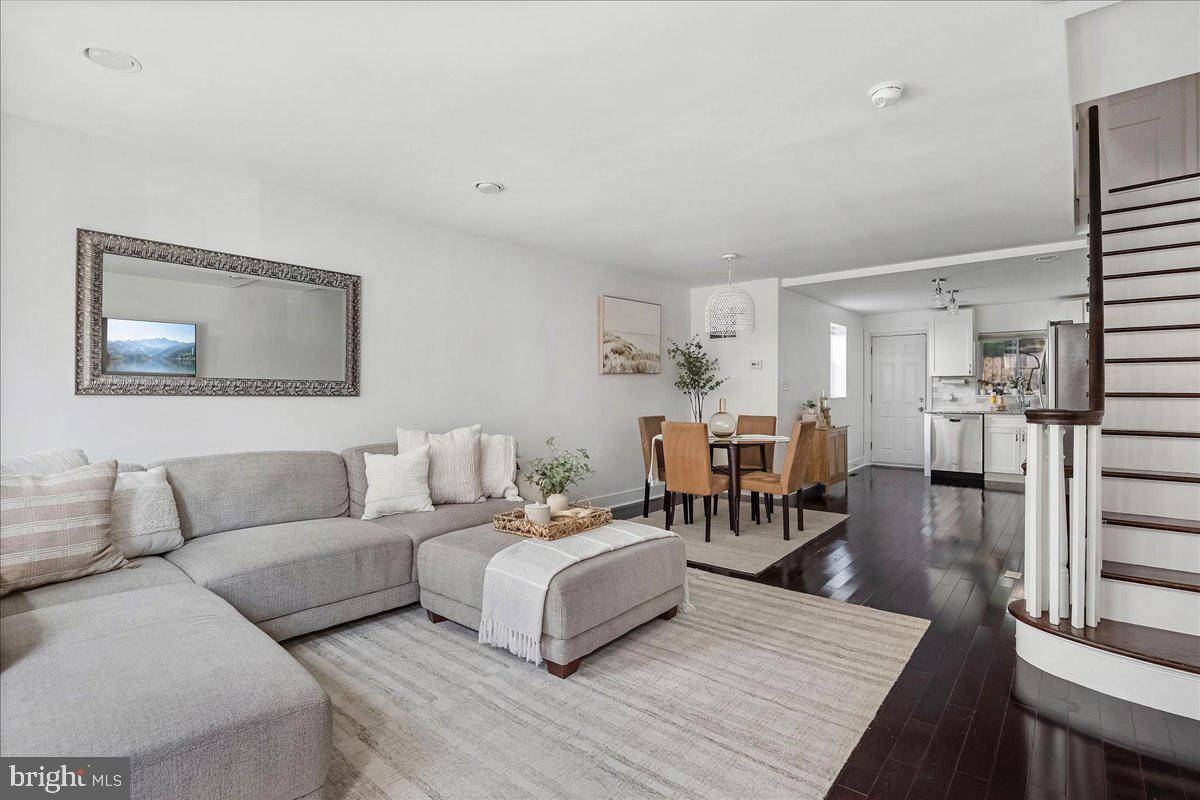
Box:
[0,444,521,800]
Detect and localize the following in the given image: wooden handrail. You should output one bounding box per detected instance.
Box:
[1026,104,1104,427]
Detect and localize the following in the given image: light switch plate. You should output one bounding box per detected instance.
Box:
[750,360,763,370]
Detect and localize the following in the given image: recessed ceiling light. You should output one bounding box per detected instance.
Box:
[81,45,142,73]
[474,181,505,194]
[1034,254,1059,262]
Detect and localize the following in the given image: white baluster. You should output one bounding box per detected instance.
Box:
[1070,426,1088,629]
[1024,422,1044,616]
[1086,424,1103,627]
[1046,424,1066,622]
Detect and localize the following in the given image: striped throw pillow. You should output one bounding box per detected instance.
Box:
[0,459,128,597]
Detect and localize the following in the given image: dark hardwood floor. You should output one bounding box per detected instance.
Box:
[628,465,1200,800]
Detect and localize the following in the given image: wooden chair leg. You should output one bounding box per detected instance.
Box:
[686,494,694,524]
[782,493,790,541]
[664,490,674,530]
[728,488,737,535]
[796,490,804,531]
[752,491,761,524]
[713,493,718,515]
[643,480,650,518]
[703,495,712,542]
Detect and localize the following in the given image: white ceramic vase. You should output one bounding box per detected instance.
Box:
[709,398,736,438]
[545,493,570,513]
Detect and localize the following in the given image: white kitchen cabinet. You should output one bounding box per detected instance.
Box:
[931,308,976,376]
[984,415,1027,475]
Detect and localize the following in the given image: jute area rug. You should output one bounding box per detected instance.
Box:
[643,500,849,574]
[287,568,928,800]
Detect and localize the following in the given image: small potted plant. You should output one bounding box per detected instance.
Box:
[524,437,594,512]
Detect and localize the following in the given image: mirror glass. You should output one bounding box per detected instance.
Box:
[100,254,347,381]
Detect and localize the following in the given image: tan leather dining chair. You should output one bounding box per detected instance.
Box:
[661,422,730,541]
[739,421,816,541]
[637,416,667,518]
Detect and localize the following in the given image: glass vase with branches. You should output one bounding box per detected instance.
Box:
[666,336,727,422]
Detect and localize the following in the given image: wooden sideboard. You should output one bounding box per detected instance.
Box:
[806,425,848,494]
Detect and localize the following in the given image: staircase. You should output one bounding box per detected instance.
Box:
[1009,107,1200,719]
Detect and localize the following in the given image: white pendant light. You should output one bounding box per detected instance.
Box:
[704,253,756,338]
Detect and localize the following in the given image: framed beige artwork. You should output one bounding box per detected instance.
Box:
[597,295,661,374]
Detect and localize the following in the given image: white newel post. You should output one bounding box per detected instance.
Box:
[1024,422,1044,616]
[1046,424,1066,622]
[1070,425,1088,629]
[1086,424,1103,627]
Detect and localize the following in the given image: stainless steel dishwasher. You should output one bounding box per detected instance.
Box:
[930,413,984,486]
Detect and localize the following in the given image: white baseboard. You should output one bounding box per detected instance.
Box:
[1015,623,1200,720]
[849,456,868,472]
[585,485,660,510]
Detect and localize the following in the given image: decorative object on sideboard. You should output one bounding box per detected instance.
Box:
[709,398,736,438]
[598,295,662,374]
[667,335,727,422]
[704,253,756,338]
[75,229,361,396]
[523,437,594,512]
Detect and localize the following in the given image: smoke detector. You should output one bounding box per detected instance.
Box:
[867,81,905,108]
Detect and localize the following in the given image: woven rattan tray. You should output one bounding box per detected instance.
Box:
[493,505,613,541]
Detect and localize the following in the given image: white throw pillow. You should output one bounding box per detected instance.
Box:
[362,447,434,519]
[480,434,522,501]
[396,425,485,505]
[0,448,88,477]
[110,467,184,558]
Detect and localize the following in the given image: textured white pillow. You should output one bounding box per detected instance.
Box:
[396,425,485,505]
[109,467,184,558]
[362,447,434,519]
[481,434,522,501]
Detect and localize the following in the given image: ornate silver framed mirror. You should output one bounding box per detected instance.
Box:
[75,230,361,396]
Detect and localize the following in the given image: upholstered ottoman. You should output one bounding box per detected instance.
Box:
[417,523,686,677]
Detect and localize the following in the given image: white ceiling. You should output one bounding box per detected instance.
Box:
[786,245,1088,315]
[2,1,1092,286]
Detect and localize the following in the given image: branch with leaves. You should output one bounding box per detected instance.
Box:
[523,437,594,499]
[666,336,727,422]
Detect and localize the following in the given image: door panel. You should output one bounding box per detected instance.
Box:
[872,333,926,466]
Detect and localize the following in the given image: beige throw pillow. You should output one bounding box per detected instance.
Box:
[0,460,129,597]
[110,466,184,558]
[362,447,434,519]
[396,425,485,505]
[480,434,522,501]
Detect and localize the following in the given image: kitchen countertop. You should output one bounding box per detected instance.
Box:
[925,408,1031,416]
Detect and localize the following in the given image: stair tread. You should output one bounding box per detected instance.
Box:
[1102,266,1200,280]
[1009,599,1200,674]
[1101,196,1199,215]
[1106,391,1200,398]
[1102,560,1200,592]
[1109,172,1200,194]
[1103,241,1200,257]
[1067,465,1200,483]
[1103,217,1200,235]
[1103,293,1200,305]
[1104,356,1200,363]
[1104,323,1200,332]
[1102,428,1200,438]
[1102,511,1200,535]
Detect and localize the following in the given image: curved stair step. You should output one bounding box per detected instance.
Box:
[1009,599,1200,674]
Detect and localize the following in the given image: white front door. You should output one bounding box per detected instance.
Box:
[872,334,926,467]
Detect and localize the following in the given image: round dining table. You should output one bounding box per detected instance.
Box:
[648,433,791,535]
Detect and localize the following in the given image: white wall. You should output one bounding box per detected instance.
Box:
[778,291,866,468]
[103,273,346,380]
[0,114,691,506]
[1067,0,1200,103]
[688,278,780,421]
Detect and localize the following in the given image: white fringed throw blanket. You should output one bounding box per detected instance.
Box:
[478,519,692,664]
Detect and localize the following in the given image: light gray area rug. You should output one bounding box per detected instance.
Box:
[643,500,848,574]
[287,569,927,800]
